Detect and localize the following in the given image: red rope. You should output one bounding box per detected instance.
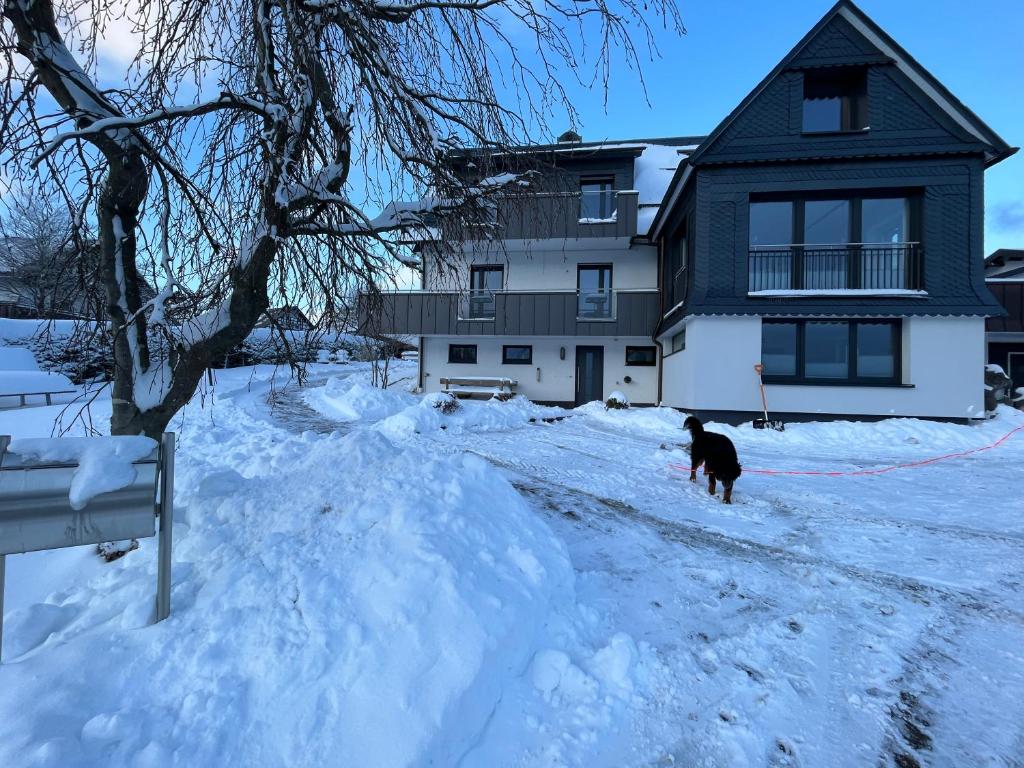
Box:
[669,423,1024,478]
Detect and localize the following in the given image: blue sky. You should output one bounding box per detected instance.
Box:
[556,0,1024,254]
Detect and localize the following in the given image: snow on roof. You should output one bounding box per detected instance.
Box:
[632,143,698,236]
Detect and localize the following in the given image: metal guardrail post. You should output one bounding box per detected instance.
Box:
[156,432,175,623]
[0,433,8,663]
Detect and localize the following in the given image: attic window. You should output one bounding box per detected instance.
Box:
[802,68,868,133]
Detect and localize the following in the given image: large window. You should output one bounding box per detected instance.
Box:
[803,68,867,133]
[625,346,657,366]
[749,195,920,291]
[761,319,900,384]
[448,344,478,364]
[502,345,532,365]
[578,264,613,319]
[467,265,502,319]
[580,177,616,220]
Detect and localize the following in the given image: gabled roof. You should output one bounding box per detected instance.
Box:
[649,0,1017,241]
[986,249,1024,279]
[688,0,1014,168]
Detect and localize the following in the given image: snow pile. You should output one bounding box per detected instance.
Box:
[7,436,157,510]
[0,345,40,371]
[632,142,697,234]
[0,386,654,767]
[303,375,416,422]
[376,394,564,438]
[578,400,687,435]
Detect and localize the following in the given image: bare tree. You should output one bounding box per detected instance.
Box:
[1,0,682,437]
[0,189,83,317]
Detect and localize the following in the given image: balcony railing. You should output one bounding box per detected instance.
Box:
[460,289,497,320]
[577,288,614,319]
[489,190,637,240]
[358,289,659,337]
[579,190,618,222]
[748,243,923,292]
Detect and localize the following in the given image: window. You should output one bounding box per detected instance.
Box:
[578,265,613,319]
[502,345,532,365]
[761,322,798,377]
[468,265,502,319]
[580,177,616,220]
[802,68,867,133]
[761,319,900,384]
[748,195,919,292]
[671,328,686,353]
[625,346,657,366]
[803,200,850,289]
[665,224,689,309]
[448,344,477,364]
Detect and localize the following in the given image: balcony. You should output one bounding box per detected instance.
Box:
[748,243,923,294]
[359,289,659,338]
[464,190,638,241]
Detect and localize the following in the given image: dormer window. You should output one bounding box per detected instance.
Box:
[580,177,616,221]
[802,68,868,133]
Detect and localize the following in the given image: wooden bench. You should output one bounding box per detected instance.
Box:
[439,376,517,400]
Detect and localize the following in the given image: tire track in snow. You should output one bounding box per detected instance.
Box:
[465,446,1024,626]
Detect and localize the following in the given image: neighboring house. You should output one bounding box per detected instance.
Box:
[256,306,314,331]
[363,0,1016,421]
[985,250,1024,387]
[0,237,109,320]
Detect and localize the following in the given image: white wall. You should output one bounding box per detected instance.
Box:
[425,241,658,293]
[658,315,986,419]
[422,335,659,404]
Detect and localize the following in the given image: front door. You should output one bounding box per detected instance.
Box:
[575,346,604,406]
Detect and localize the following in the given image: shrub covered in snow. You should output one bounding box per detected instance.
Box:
[428,391,461,414]
[605,390,630,410]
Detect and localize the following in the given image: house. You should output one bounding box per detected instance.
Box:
[255,306,314,332]
[362,0,1016,421]
[985,250,1024,388]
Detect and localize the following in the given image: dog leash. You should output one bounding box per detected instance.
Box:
[668,422,1024,478]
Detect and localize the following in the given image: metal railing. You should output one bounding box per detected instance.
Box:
[577,288,614,320]
[748,243,923,292]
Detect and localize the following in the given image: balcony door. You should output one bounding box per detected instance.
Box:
[468,265,502,319]
[749,196,917,291]
[575,346,604,406]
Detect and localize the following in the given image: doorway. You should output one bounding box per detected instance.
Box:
[575,346,604,406]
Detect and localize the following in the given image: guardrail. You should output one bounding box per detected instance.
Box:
[0,433,175,661]
[748,243,923,292]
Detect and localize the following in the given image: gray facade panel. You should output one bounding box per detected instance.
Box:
[361,291,659,338]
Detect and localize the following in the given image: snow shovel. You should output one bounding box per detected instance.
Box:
[753,363,785,431]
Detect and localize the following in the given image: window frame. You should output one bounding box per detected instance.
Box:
[748,192,922,291]
[801,67,868,134]
[469,264,504,291]
[625,345,658,367]
[448,344,478,365]
[501,345,533,365]
[761,319,902,386]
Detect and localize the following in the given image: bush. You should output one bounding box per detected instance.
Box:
[429,392,460,414]
[605,390,630,410]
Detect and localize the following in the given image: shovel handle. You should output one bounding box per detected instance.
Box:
[754,362,770,419]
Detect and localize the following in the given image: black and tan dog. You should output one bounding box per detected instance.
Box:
[684,416,742,504]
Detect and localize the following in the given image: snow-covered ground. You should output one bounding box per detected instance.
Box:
[2,361,1023,767]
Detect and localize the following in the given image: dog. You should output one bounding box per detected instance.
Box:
[683,416,741,504]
